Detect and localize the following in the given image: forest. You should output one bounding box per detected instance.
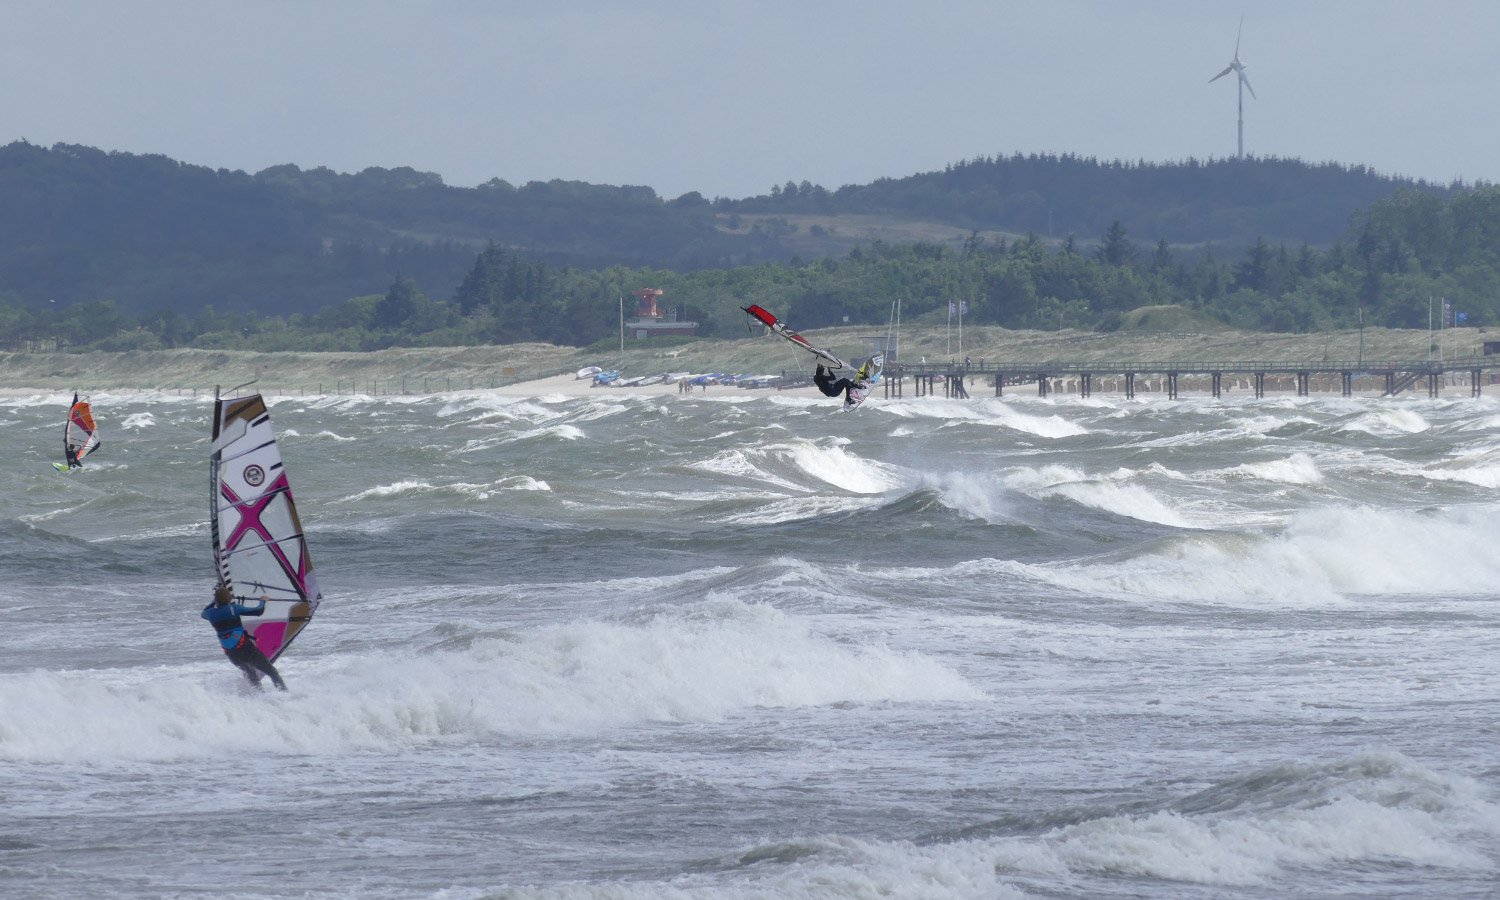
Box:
[0,140,1494,353]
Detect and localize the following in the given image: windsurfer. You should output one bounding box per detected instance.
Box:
[202,585,287,690]
[64,445,81,469]
[814,361,875,409]
[814,363,858,400]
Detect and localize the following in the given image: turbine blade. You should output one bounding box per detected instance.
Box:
[1209,65,1234,83]
[1239,71,1257,98]
[1236,14,1243,56]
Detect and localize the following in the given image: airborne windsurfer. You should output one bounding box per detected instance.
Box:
[814,356,879,410]
[202,585,287,690]
[814,364,859,400]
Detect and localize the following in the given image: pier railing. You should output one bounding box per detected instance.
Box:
[881,356,1500,400]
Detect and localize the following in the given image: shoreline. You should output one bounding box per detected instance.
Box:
[0,369,1484,402]
[0,325,1491,398]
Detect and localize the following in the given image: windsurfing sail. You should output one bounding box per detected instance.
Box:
[60,392,101,469]
[209,391,321,662]
[742,304,845,369]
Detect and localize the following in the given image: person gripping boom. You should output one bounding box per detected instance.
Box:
[813,357,877,409]
[201,585,287,690]
[822,357,876,411]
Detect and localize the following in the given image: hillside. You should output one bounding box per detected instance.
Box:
[0,141,1457,321]
[723,154,1457,247]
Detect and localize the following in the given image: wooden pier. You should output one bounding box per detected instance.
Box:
[880,357,1500,400]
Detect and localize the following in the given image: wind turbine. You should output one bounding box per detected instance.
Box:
[1208,17,1257,159]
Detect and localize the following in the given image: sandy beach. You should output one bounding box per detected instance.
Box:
[0,322,1488,399]
[486,372,830,400]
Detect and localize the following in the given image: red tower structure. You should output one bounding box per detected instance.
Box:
[633,288,664,319]
[624,288,697,339]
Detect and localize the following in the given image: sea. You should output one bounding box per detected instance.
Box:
[2,383,1498,899]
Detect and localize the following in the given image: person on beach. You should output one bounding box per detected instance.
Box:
[202,585,286,690]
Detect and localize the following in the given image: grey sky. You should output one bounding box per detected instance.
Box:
[4,1,1496,199]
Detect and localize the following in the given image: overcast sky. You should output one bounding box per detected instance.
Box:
[4,1,1496,199]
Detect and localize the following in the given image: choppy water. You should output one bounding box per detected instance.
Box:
[3,386,1499,898]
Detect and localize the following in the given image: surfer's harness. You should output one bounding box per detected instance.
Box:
[207,610,246,649]
[209,613,247,650]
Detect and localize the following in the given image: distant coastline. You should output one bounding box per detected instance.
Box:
[0,325,1487,395]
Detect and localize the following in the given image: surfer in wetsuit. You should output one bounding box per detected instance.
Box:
[814,360,876,408]
[202,585,286,690]
[813,363,857,399]
[63,445,81,469]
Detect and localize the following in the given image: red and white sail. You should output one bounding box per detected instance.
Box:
[742,305,845,369]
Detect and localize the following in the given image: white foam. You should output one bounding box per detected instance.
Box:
[884,398,1087,438]
[1000,465,1193,527]
[1237,413,1319,435]
[693,440,905,495]
[487,754,1499,897]
[437,395,562,424]
[1231,452,1324,485]
[988,752,1500,886]
[1036,504,1500,606]
[279,428,354,442]
[334,476,550,503]
[1341,407,1431,435]
[715,495,881,526]
[925,471,1016,524]
[0,601,979,763]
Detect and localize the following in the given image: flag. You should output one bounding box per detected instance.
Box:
[948,300,956,316]
[960,300,969,315]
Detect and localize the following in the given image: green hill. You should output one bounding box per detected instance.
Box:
[0,141,1461,321]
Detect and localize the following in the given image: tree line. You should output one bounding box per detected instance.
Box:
[0,141,1475,329]
[722,153,1464,247]
[5,183,1498,354]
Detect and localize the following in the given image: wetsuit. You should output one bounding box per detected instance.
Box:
[814,365,855,398]
[202,598,286,690]
[815,364,871,408]
[64,447,81,469]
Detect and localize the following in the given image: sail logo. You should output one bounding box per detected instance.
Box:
[243,464,266,487]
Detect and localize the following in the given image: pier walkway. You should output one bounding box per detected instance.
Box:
[882,357,1500,400]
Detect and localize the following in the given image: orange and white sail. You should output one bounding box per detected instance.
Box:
[63,393,101,466]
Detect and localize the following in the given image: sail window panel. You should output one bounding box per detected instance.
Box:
[257,493,298,538]
[231,547,299,597]
[217,505,245,536]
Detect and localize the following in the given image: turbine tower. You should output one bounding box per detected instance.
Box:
[1208,17,1257,158]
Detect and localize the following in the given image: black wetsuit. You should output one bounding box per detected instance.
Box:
[201,598,286,690]
[814,366,855,398]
